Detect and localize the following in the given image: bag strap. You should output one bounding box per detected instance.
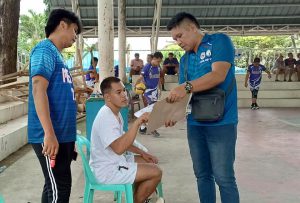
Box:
[184,53,235,98]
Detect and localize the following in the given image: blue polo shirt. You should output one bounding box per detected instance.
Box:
[28,39,77,143]
[179,33,238,126]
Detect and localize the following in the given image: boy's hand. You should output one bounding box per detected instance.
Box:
[244,83,248,88]
[142,152,158,164]
[43,133,59,158]
[268,74,272,79]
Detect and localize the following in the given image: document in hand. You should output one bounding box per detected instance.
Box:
[147,94,192,133]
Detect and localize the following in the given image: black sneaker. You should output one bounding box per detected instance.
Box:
[254,103,260,109]
[251,104,255,110]
[139,127,147,134]
[151,130,160,137]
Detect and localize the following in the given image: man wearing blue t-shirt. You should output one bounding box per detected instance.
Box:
[135,52,163,137]
[165,12,240,203]
[28,9,82,202]
[244,57,271,110]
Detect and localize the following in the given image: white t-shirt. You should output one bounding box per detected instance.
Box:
[89,105,129,182]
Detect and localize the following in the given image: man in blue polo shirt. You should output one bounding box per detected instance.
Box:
[165,12,239,203]
[28,9,82,202]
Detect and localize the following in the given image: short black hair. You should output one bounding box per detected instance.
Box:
[91,57,98,65]
[45,9,82,37]
[100,77,121,95]
[168,52,174,56]
[167,12,200,31]
[254,57,260,63]
[147,54,153,58]
[153,51,163,59]
[134,53,139,57]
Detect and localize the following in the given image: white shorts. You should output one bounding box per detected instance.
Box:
[95,154,137,185]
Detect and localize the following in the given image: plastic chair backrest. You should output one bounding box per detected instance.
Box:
[0,195,4,203]
[76,135,98,185]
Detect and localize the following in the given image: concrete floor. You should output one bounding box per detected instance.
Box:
[0,108,300,203]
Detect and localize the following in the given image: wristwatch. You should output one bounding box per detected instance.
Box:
[185,81,193,94]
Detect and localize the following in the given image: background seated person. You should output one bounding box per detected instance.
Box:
[85,57,98,87]
[114,64,119,77]
[284,52,297,82]
[295,53,300,81]
[89,77,163,203]
[130,53,144,81]
[272,54,287,81]
[162,52,179,75]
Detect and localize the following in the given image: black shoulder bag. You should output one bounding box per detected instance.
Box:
[184,54,235,122]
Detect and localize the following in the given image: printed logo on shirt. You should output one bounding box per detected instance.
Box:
[62,67,75,101]
[206,50,211,57]
[200,52,206,60]
[62,67,72,84]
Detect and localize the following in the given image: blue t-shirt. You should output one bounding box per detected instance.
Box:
[85,65,95,81]
[141,63,160,89]
[247,64,266,89]
[28,39,77,143]
[179,33,238,126]
[163,57,179,74]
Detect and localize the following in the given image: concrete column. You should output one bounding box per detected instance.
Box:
[290,35,297,55]
[118,0,126,83]
[98,0,114,82]
[154,0,162,52]
[71,0,80,66]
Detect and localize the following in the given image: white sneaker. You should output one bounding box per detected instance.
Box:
[155,197,165,203]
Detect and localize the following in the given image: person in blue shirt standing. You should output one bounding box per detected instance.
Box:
[85,57,98,87]
[135,52,163,137]
[28,9,82,202]
[244,57,271,110]
[165,12,240,203]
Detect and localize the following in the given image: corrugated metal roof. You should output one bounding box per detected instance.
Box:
[49,0,300,36]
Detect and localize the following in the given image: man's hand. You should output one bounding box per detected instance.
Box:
[244,82,248,88]
[166,84,186,103]
[42,133,59,158]
[165,120,177,127]
[141,152,158,164]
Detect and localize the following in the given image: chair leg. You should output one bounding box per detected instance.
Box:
[114,191,117,201]
[137,103,140,111]
[88,189,94,203]
[156,182,164,198]
[117,191,122,203]
[83,185,90,203]
[125,184,134,203]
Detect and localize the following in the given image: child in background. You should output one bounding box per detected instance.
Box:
[135,52,163,137]
[244,57,271,110]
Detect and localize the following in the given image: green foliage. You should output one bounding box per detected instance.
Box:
[43,0,51,16]
[18,10,76,62]
[232,36,299,69]
[160,44,185,60]
[18,10,46,54]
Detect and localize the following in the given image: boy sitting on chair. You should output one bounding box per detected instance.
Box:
[89,77,164,203]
